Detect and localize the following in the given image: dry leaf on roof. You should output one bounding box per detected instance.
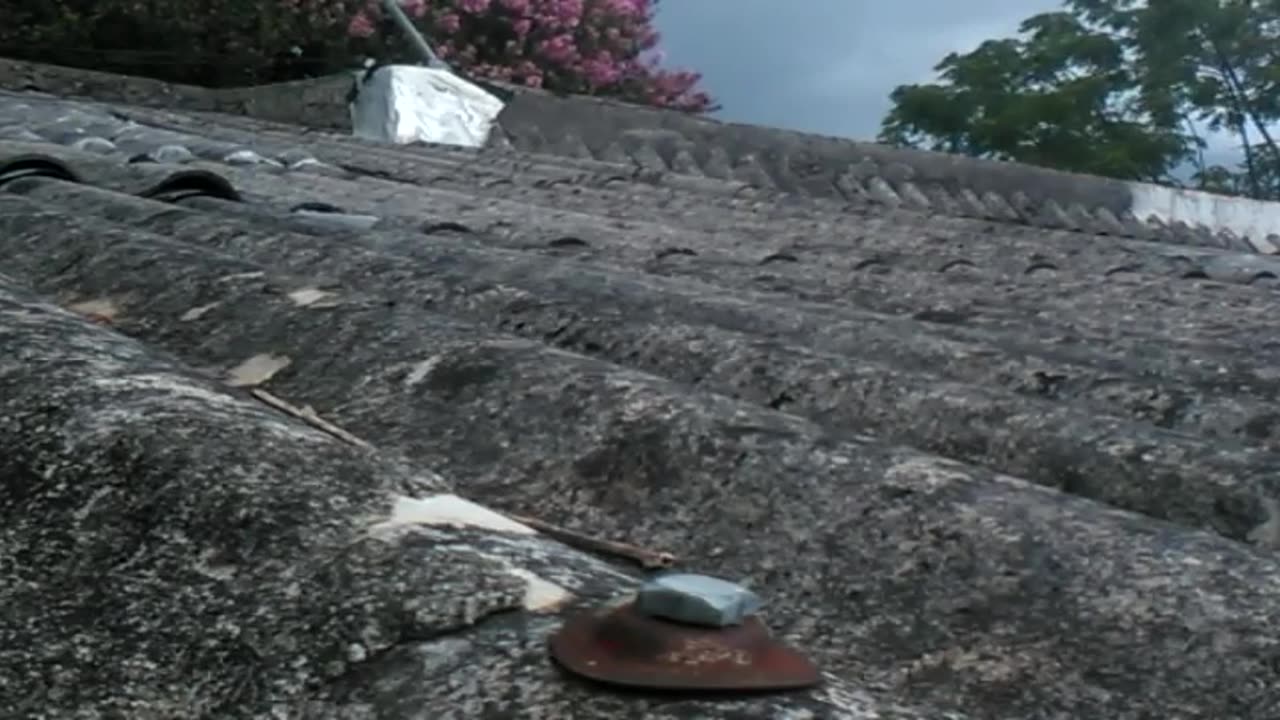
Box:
[225,353,292,387]
[66,297,121,325]
[287,287,341,308]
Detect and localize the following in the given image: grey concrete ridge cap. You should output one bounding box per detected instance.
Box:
[3,55,1278,252]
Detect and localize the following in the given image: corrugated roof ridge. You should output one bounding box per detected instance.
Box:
[488,83,1280,253]
[87,99,1280,277]
[7,91,1280,295]
[1,57,1276,252]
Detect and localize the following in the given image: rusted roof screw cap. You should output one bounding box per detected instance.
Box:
[634,573,763,628]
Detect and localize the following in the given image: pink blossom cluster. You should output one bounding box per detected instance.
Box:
[347,0,713,112]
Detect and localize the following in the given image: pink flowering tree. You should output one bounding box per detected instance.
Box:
[6,0,713,111]
[348,0,715,112]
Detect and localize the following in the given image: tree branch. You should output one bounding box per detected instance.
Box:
[1202,31,1280,188]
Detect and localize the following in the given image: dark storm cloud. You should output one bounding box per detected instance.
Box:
[653,0,1062,139]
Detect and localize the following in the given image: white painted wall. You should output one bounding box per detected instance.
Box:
[350,65,504,147]
[1127,181,1280,253]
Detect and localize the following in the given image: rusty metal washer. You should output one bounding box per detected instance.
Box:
[549,600,822,692]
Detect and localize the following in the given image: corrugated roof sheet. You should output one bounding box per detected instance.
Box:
[2,65,1280,719]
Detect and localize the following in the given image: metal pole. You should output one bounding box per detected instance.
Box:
[378,0,451,70]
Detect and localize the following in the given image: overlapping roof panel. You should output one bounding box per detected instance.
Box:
[2,67,1280,719]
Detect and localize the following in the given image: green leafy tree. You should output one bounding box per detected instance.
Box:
[1077,0,1280,197]
[881,0,1280,198]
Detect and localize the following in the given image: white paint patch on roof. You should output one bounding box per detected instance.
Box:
[216,271,266,283]
[404,355,443,387]
[366,495,569,611]
[1127,181,1280,251]
[287,288,340,308]
[504,566,572,612]
[180,302,220,321]
[375,493,536,536]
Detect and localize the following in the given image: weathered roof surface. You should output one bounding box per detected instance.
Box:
[3,65,1280,719]
[6,56,1279,253]
[5,55,1280,251]
[488,86,1280,252]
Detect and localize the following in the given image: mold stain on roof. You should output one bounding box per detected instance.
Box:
[2,58,1280,719]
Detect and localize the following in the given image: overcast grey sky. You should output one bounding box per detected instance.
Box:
[652,1,1239,168]
[653,0,1062,139]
